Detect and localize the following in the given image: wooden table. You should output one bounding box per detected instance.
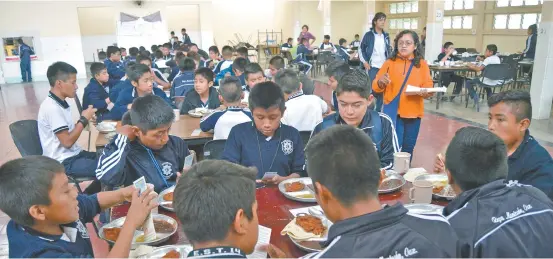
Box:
[108,183,448,258]
[429,65,473,110]
[95,115,214,148]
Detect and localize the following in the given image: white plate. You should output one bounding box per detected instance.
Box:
[97,122,117,133]
[140,245,193,259]
[158,185,176,212]
[378,171,405,194]
[98,214,178,249]
[288,213,332,252]
[278,178,316,203]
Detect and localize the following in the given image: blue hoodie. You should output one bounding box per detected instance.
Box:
[82,78,114,122]
[104,59,125,86]
[171,70,195,98]
[109,79,133,103]
[111,87,171,120]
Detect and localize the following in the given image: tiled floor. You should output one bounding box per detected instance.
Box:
[0,79,552,256]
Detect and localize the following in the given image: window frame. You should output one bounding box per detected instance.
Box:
[445,0,475,10]
[493,13,541,29]
[443,15,473,29]
[495,0,543,7]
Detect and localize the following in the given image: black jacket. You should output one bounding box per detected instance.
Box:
[180,87,221,114]
[443,179,553,257]
[304,203,458,258]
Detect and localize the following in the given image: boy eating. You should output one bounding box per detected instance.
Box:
[312,69,398,169]
[319,34,336,52]
[174,160,259,258]
[111,63,171,121]
[83,62,114,122]
[268,56,285,80]
[206,45,221,69]
[104,46,125,87]
[215,57,247,86]
[96,95,191,192]
[180,67,221,114]
[213,45,234,74]
[0,156,158,258]
[242,63,266,102]
[222,81,305,184]
[200,76,252,140]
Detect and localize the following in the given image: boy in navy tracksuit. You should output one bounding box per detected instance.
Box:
[295,38,313,74]
[0,156,157,258]
[104,46,126,87]
[96,95,191,192]
[441,127,553,257]
[215,57,247,86]
[312,69,398,169]
[213,46,234,75]
[111,63,171,121]
[171,57,196,108]
[222,81,305,183]
[83,62,114,122]
[167,52,185,82]
[180,68,221,114]
[124,47,138,67]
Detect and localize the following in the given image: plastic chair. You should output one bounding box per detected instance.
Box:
[468,64,511,111]
[466,48,477,53]
[299,131,312,148]
[455,48,467,54]
[203,139,227,160]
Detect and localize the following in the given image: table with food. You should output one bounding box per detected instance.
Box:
[428,60,477,110]
[97,167,454,258]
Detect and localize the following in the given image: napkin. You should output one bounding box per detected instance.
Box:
[405,85,447,95]
[281,218,324,241]
[129,245,154,258]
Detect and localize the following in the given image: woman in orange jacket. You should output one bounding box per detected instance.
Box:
[372,30,433,158]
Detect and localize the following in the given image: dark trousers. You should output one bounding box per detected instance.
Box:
[396,117,421,158]
[62,151,101,194]
[441,72,463,95]
[368,67,382,111]
[465,78,492,100]
[20,60,32,82]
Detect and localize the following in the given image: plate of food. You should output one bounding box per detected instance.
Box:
[403,168,429,182]
[99,214,178,249]
[97,121,117,133]
[414,174,456,200]
[188,108,212,118]
[282,213,331,252]
[404,203,444,214]
[140,245,193,259]
[158,185,176,212]
[378,170,406,194]
[278,178,316,203]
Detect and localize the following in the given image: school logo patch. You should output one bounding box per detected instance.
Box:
[281,139,294,155]
[75,220,89,239]
[161,162,173,179]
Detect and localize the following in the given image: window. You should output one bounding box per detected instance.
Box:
[3,37,37,61]
[390,1,419,14]
[389,18,418,29]
[445,0,474,10]
[494,13,541,29]
[443,16,473,29]
[496,0,542,7]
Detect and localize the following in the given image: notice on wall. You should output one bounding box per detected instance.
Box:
[436,10,444,22]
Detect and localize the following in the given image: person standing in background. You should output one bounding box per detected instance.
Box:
[420,27,426,58]
[360,12,391,112]
[18,39,34,83]
[523,24,537,59]
[181,28,192,45]
[297,25,316,48]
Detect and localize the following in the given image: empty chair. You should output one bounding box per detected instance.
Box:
[455,48,467,54]
[467,48,477,53]
[466,64,511,112]
[203,139,227,160]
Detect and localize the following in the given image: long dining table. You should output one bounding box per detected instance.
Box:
[106,181,449,258]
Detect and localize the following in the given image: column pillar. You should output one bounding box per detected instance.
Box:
[530,0,553,119]
[293,1,301,41]
[322,0,331,35]
[425,0,444,63]
[364,0,376,32]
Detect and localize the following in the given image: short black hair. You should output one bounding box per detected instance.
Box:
[302,25,309,30]
[244,63,264,80]
[120,47,126,51]
[187,51,201,62]
[269,56,285,70]
[324,35,330,40]
[139,46,146,51]
[98,51,107,60]
[372,12,387,28]
[136,54,151,64]
[487,90,532,122]
[222,45,234,56]
[301,38,309,44]
[181,28,186,32]
[339,38,347,45]
[129,95,175,133]
[151,44,158,52]
[274,69,300,94]
[189,43,198,49]
[90,62,106,77]
[195,67,215,82]
[219,76,243,103]
[249,81,285,112]
[337,69,371,98]
[208,45,220,54]
[47,61,77,87]
[287,37,293,42]
[232,57,248,73]
[174,160,256,244]
[155,50,163,59]
[443,41,454,49]
[125,61,136,70]
[170,31,175,35]
[179,57,196,71]
[174,52,186,62]
[162,43,172,49]
[355,34,360,37]
[325,60,350,80]
[445,127,508,191]
[306,125,381,205]
[486,44,498,55]
[129,47,139,57]
[106,46,120,58]
[528,24,537,34]
[236,47,248,57]
[0,156,64,227]
[127,63,151,83]
[121,111,132,126]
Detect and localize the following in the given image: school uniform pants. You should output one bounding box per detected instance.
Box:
[396,116,421,159]
[368,67,383,112]
[20,59,32,82]
[465,78,492,101]
[62,151,101,194]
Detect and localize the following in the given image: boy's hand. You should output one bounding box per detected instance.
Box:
[127,103,132,110]
[105,97,111,105]
[118,125,136,141]
[363,62,371,71]
[434,153,445,173]
[82,105,97,121]
[126,188,158,229]
[378,73,391,88]
[262,244,288,258]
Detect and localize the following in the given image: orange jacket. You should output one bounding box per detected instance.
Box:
[372,55,433,119]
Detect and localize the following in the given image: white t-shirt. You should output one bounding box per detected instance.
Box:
[371,33,387,69]
[38,92,82,162]
[481,55,501,86]
[282,92,328,132]
[201,108,253,140]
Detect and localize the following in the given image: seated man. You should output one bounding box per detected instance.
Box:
[313,69,398,169]
[174,160,259,258]
[319,34,336,52]
[442,126,553,257]
[325,60,351,112]
[435,90,553,199]
[275,69,328,131]
[96,95,191,192]
[213,45,234,75]
[0,156,157,258]
[170,57,196,104]
[295,38,314,75]
[111,63,171,120]
[215,57,247,86]
[242,63,267,102]
[104,46,125,87]
[465,44,501,102]
[38,62,98,179]
[336,38,353,62]
[83,62,114,122]
[222,82,305,184]
[280,38,293,63]
[277,125,457,258]
[180,68,221,114]
[200,77,252,140]
[437,42,464,101]
[268,55,285,80]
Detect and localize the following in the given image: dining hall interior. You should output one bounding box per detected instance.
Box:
[0,0,553,258]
